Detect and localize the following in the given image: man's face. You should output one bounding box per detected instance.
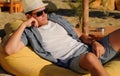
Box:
[32,7,48,27]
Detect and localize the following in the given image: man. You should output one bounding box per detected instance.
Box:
[4,0,120,76]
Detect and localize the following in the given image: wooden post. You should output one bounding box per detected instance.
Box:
[10,0,13,13]
[82,0,89,35]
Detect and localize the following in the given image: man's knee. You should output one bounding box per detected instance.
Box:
[79,53,98,71]
[79,52,98,68]
[81,53,97,63]
[79,52,104,72]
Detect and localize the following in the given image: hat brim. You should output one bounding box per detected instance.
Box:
[24,3,48,13]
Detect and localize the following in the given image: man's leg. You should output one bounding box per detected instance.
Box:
[109,29,120,52]
[79,52,109,76]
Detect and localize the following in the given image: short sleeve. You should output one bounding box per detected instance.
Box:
[20,32,28,45]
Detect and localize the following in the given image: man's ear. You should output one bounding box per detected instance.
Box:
[26,14,32,19]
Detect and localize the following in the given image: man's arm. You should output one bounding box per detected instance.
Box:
[81,34,105,58]
[73,27,94,44]
[4,22,27,55]
[4,17,38,55]
[80,34,95,45]
[73,28,83,38]
[74,28,105,58]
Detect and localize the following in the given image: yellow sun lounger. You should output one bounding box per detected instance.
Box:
[0,45,120,76]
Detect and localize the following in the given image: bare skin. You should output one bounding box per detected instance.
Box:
[4,6,120,76]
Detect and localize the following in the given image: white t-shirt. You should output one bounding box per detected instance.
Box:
[37,21,84,60]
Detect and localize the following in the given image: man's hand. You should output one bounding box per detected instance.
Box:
[92,41,105,58]
[23,17,38,28]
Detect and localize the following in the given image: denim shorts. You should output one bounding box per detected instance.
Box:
[69,35,118,74]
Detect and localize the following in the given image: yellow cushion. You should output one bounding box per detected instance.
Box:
[104,57,120,76]
[0,45,120,76]
[0,45,84,76]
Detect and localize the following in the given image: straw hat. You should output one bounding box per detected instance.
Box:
[22,0,48,13]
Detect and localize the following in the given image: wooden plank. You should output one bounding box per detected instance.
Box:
[10,0,13,13]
